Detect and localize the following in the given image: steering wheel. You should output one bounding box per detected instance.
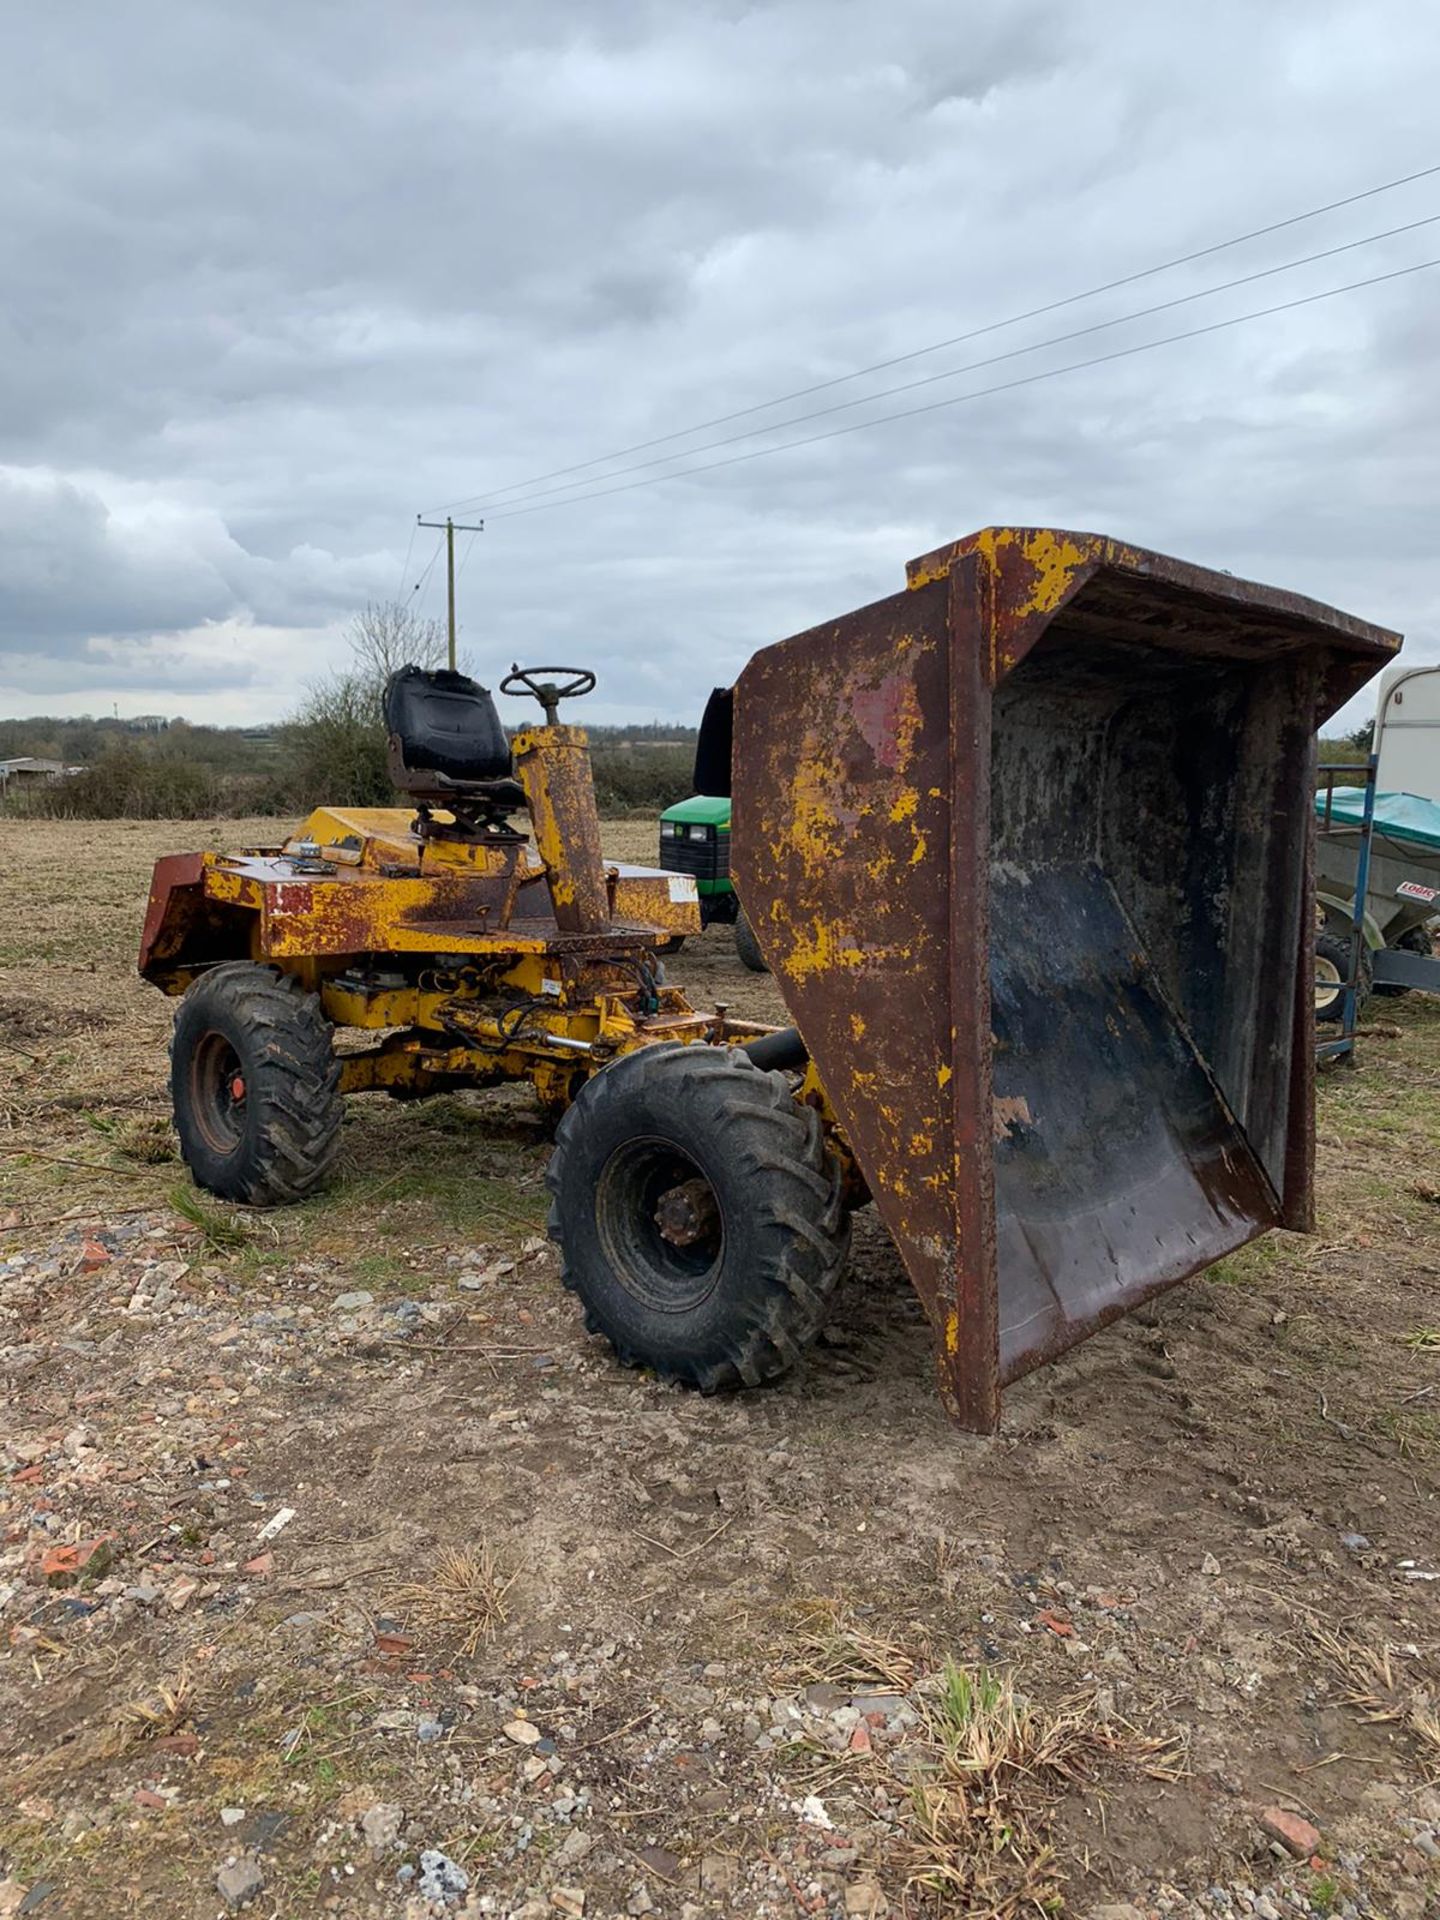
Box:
[500,664,596,727]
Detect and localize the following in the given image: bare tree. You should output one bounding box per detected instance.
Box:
[281,601,467,809]
[345,600,449,694]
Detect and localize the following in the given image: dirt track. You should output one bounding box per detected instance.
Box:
[1,817,1437,1919]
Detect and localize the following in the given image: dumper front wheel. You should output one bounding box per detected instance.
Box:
[547,1044,848,1391]
[171,963,343,1205]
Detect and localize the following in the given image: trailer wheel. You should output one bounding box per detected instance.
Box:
[1373,924,1433,998]
[1314,932,1373,1024]
[733,906,769,974]
[171,963,343,1205]
[546,1043,849,1391]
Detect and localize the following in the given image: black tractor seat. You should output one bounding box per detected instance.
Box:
[383,665,526,836]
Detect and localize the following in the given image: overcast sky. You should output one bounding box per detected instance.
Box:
[2,0,1437,731]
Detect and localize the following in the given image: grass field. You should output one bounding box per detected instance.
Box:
[1,815,1437,1920]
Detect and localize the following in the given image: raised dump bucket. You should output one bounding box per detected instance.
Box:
[731,528,1398,1430]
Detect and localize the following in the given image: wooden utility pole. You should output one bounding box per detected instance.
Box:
[415,514,484,670]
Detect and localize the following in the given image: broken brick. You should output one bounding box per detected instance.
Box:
[78,1239,110,1272]
[155,1732,200,1756]
[1259,1806,1322,1858]
[40,1536,116,1587]
[242,1552,273,1580]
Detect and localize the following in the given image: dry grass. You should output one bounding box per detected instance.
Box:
[391,1544,516,1658]
[904,1661,1185,1919]
[1401,1327,1440,1352]
[17,1667,194,1788]
[1294,1614,1440,1778]
[786,1594,921,1693]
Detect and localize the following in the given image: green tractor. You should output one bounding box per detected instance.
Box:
[657,793,768,970]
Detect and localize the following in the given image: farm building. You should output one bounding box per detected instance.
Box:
[0,756,79,799]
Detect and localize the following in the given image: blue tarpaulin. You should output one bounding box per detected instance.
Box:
[1315,788,1440,853]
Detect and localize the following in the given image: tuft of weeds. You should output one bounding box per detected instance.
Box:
[170,1182,251,1252]
[904,1659,1185,1920]
[83,1108,174,1163]
[1401,1327,1440,1352]
[391,1544,516,1659]
[117,1114,176,1163]
[1366,1403,1439,1461]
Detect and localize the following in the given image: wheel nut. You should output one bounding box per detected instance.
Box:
[655,1177,718,1247]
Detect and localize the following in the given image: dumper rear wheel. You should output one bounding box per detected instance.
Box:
[547,1044,848,1391]
[171,962,343,1205]
[733,906,769,973]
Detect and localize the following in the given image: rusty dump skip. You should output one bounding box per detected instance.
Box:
[732,528,1399,1432]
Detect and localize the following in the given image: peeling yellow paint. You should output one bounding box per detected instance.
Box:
[1017,528,1091,615]
[781,916,866,981]
[889,788,918,824]
[937,1064,953,1089]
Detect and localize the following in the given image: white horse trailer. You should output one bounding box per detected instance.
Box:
[1376,660,1440,802]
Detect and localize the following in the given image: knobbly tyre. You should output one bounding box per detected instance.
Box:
[140,530,1399,1431]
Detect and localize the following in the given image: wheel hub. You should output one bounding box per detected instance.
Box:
[655,1177,719,1248]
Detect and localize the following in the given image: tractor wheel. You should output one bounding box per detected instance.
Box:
[733,906,769,974]
[1373,924,1433,998]
[546,1043,849,1391]
[170,962,343,1205]
[1314,931,1372,1024]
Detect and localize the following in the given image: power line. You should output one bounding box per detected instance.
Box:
[425,160,1440,516]
[406,532,445,605]
[456,522,485,584]
[451,212,1440,514]
[391,518,417,605]
[481,254,1440,522]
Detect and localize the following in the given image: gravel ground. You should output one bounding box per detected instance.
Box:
[0,816,1437,1919]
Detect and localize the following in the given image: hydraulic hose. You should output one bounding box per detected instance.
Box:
[741,1027,808,1072]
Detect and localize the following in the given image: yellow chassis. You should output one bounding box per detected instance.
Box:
[138,725,856,1182]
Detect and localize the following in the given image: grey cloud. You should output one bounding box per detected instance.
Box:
[0,0,1436,725]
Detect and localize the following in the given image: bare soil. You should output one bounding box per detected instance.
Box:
[1,816,1437,1920]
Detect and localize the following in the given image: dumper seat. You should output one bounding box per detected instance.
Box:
[383,666,526,837]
